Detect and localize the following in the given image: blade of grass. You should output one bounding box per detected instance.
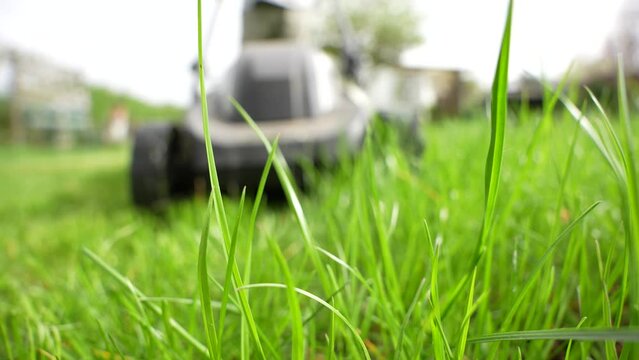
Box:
[268,237,305,359]
[217,188,246,356]
[315,246,372,292]
[618,250,630,328]
[26,320,34,360]
[247,136,279,255]
[0,322,13,360]
[425,219,453,359]
[242,137,278,360]
[493,69,575,253]
[480,0,512,251]
[594,240,618,359]
[125,279,163,353]
[460,1,512,356]
[196,0,265,356]
[139,297,238,312]
[161,301,175,348]
[617,57,639,357]
[617,57,639,329]
[97,321,126,360]
[300,281,350,328]
[393,277,427,359]
[327,298,336,360]
[548,109,582,240]
[584,87,626,176]
[237,283,371,360]
[565,317,588,360]
[457,268,478,360]
[469,328,639,344]
[371,202,403,312]
[198,194,219,359]
[559,94,624,178]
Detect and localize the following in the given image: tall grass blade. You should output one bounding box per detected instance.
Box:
[0,322,13,360]
[585,87,626,172]
[393,277,426,359]
[565,317,587,360]
[218,188,246,355]
[161,301,175,348]
[425,219,453,359]
[468,328,639,343]
[268,237,305,359]
[327,298,336,360]
[594,240,618,359]
[560,94,624,178]
[198,194,219,358]
[315,246,371,291]
[617,58,639,328]
[197,0,265,357]
[480,0,512,248]
[617,57,639,356]
[371,203,403,311]
[247,136,279,253]
[242,137,278,359]
[460,0,512,355]
[96,321,126,359]
[124,279,162,352]
[457,269,478,360]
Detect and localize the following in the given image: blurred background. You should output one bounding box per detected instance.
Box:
[0,0,637,146]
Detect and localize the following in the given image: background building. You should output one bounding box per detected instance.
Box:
[0,45,91,146]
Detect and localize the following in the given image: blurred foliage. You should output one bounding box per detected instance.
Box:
[90,86,184,127]
[582,77,639,113]
[320,0,423,65]
[0,97,8,141]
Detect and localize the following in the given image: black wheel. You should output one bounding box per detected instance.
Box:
[130,124,173,208]
[166,126,197,200]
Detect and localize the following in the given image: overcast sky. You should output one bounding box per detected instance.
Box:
[0,0,628,105]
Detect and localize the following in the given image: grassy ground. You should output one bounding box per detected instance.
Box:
[1,112,637,358]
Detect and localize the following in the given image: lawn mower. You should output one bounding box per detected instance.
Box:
[130,0,423,208]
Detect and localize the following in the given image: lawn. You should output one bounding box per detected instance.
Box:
[2,1,639,357]
[1,111,637,358]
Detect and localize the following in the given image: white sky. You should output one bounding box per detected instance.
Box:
[0,0,627,105]
[404,0,626,85]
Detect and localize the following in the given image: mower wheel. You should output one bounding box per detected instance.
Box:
[130,124,173,208]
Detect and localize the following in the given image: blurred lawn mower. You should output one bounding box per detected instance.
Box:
[131,0,419,208]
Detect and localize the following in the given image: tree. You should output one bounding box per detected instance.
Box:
[318,0,423,66]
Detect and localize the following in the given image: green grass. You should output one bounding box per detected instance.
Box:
[3,2,639,358]
[2,108,639,358]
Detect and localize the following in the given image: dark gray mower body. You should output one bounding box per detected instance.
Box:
[131,41,371,207]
